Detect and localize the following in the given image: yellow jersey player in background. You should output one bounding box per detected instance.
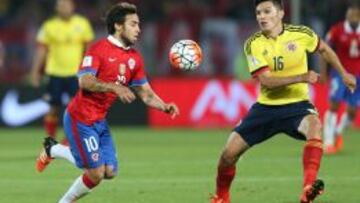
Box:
[30,0,94,172]
[210,0,356,203]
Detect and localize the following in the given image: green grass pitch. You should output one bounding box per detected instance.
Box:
[0,127,359,203]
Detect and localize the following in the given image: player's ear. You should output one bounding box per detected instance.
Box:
[114,23,123,33]
[279,9,285,19]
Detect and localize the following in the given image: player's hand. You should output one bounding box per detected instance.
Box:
[30,70,42,87]
[303,70,319,84]
[342,72,357,93]
[164,102,180,119]
[114,85,136,104]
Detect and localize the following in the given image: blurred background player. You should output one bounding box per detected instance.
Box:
[210,0,357,203]
[321,3,360,155]
[30,0,94,144]
[36,3,179,202]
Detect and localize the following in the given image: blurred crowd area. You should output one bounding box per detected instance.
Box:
[0,0,355,83]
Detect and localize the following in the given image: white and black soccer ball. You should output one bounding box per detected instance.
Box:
[169,39,203,71]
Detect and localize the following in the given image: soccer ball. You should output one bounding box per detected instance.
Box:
[169,39,203,71]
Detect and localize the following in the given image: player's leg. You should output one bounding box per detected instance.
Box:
[323,72,345,154]
[35,105,61,172]
[100,122,118,179]
[211,132,249,203]
[58,112,106,203]
[60,76,80,146]
[335,107,356,151]
[35,109,77,172]
[211,103,277,203]
[323,101,339,154]
[50,142,76,165]
[43,76,63,139]
[297,114,324,203]
[59,166,104,203]
[335,78,360,151]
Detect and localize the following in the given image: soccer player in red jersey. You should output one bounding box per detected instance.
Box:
[210,0,356,203]
[37,3,179,202]
[321,3,360,154]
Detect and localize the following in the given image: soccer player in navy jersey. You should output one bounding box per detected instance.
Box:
[38,3,179,202]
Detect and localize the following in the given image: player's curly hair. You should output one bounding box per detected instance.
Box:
[105,2,137,34]
[254,0,284,10]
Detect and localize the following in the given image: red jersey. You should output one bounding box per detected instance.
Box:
[326,21,360,75]
[68,36,148,124]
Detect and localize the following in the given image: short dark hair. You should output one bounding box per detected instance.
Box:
[254,0,284,10]
[105,2,137,34]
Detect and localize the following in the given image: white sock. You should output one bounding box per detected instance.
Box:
[51,144,76,165]
[336,113,350,135]
[58,175,93,203]
[323,110,337,146]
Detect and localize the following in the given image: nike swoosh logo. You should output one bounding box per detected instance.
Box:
[307,108,318,115]
[1,90,49,126]
[109,57,117,62]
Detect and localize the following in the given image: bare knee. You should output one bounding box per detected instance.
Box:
[86,166,105,184]
[104,166,117,180]
[299,115,322,140]
[219,132,249,167]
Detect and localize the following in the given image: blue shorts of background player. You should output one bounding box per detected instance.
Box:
[330,70,360,107]
[45,76,78,105]
[63,110,118,173]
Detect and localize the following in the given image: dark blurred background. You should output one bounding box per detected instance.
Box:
[0,0,354,83]
[1,0,359,128]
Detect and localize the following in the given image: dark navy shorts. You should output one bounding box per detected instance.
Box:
[234,101,318,147]
[45,76,78,106]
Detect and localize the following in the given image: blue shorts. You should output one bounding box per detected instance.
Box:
[45,76,78,106]
[63,110,118,172]
[330,71,360,107]
[234,101,317,146]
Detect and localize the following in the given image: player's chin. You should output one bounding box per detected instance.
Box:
[259,26,270,32]
[130,37,138,44]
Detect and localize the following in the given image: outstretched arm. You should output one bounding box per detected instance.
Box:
[317,39,356,92]
[256,69,318,89]
[133,83,179,119]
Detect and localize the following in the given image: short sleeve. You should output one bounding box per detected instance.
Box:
[325,26,338,46]
[304,26,320,53]
[244,38,268,75]
[129,55,148,87]
[78,46,101,78]
[36,23,50,45]
[82,18,95,43]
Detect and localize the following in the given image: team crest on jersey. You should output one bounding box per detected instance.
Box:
[248,55,260,66]
[262,49,268,56]
[91,153,99,162]
[286,41,297,52]
[128,58,136,70]
[119,63,126,75]
[74,25,83,33]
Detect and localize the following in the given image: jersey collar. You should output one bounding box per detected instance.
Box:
[107,35,130,50]
[344,21,360,34]
[262,24,285,39]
